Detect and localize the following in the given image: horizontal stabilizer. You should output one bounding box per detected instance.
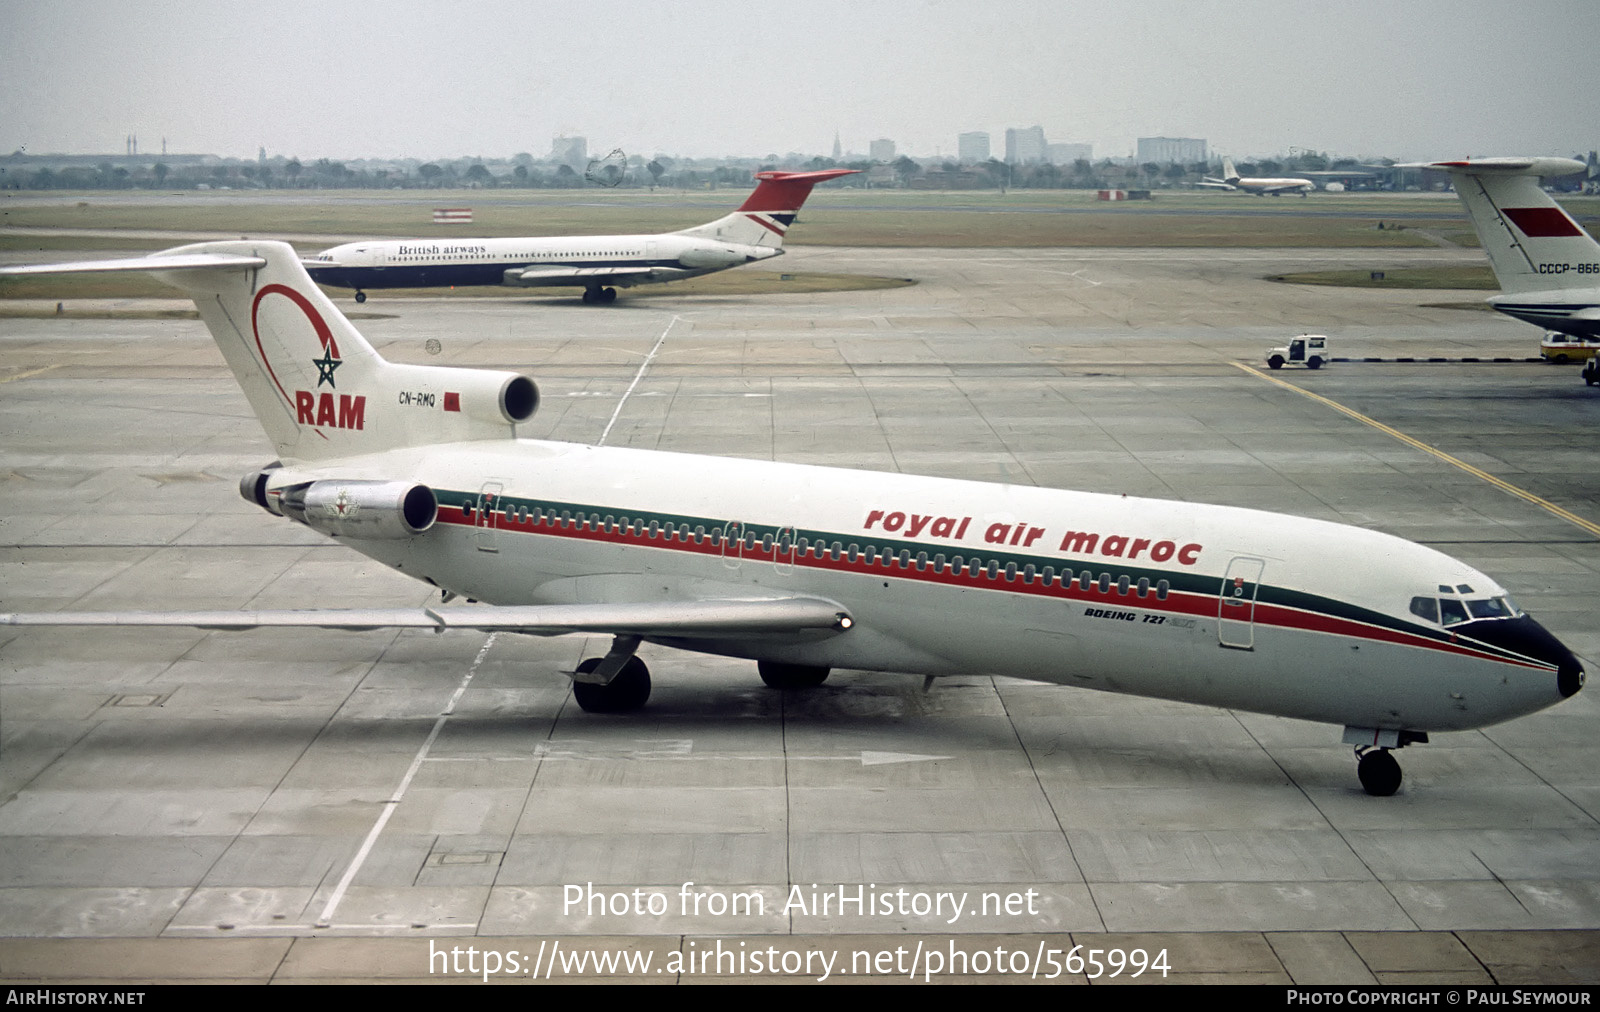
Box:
[0,597,854,638]
[1412,157,1586,178]
[0,252,266,276]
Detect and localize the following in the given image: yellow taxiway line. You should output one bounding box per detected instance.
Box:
[0,365,58,384]
[1231,361,1600,539]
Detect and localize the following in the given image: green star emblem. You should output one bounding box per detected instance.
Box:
[312,346,341,388]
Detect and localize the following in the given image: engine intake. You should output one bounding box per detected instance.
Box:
[278,480,438,539]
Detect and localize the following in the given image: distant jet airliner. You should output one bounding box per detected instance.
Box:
[304,169,857,305]
[0,242,1583,797]
[1199,157,1314,196]
[1417,157,1598,340]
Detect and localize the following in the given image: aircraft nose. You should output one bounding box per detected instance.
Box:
[1459,615,1583,698]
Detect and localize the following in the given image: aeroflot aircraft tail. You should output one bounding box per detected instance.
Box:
[1424,158,1595,295]
[1419,158,1599,338]
[0,243,538,464]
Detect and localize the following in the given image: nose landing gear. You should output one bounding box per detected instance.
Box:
[1355,746,1402,796]
[1345,727,1428,796]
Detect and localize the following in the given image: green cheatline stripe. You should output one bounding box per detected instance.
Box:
[436,487,1493,656]
[1231,361,1600,539]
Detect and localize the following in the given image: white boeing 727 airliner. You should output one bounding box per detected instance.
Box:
[0,243,1583,796]
[303,168,856,304]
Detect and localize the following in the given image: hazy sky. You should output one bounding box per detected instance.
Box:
[1,0,1595,163]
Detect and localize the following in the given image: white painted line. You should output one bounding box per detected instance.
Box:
[314,631,500,928]
[598,315,679,446]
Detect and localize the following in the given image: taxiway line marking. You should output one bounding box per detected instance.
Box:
[599,315,679,446]
[0,365,58,384]
[1232,361,1600,538]
[315,632,500,927]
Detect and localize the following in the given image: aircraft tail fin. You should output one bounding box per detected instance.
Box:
[1423,158,1595,295]
[1221,157,1239,183]
[674,168,858,248]
[0,242,537,464]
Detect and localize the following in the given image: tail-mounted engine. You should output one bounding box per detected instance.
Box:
[240,472,437,539]
[447,370,538,426]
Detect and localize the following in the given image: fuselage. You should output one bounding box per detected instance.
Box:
[1235,177,1314,195]
[306,233,780,292]
[1489,289,1600,339]
[269,438,1581,734]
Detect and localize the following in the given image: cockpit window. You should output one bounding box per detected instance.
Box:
[1414,589,1520,627]
[1467,596,1516,620]
[1409,596,1439,623]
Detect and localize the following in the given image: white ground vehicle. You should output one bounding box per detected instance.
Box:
[1267,334,1328,370]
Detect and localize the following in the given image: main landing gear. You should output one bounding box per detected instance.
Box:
[581,286,617,305]
[757,660,830,690]
[571,635,650,713]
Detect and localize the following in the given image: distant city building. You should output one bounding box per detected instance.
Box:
[870,138,896,162]
[1047,142,1092,165]
[1136,137,1206,164]
[832,131,842,161]
[550,136,587,169]
[1005,126,1047,164]
[958,131,990,163]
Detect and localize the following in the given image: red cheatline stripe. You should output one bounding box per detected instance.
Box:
[252,283,340,408]
[1503,207,1584,238]
[434,510,1550,671]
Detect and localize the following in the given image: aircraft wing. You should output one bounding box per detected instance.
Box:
[505,265,674,284]
[0,597,853,637]
[1194,181,1236,190]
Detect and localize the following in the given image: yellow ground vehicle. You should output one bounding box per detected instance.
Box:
[1540,333,1600,363]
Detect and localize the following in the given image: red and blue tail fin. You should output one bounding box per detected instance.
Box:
[675,168,857,248]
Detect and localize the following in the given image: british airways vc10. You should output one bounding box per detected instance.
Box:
[0,241,1582,797]
[304,168,856,305]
